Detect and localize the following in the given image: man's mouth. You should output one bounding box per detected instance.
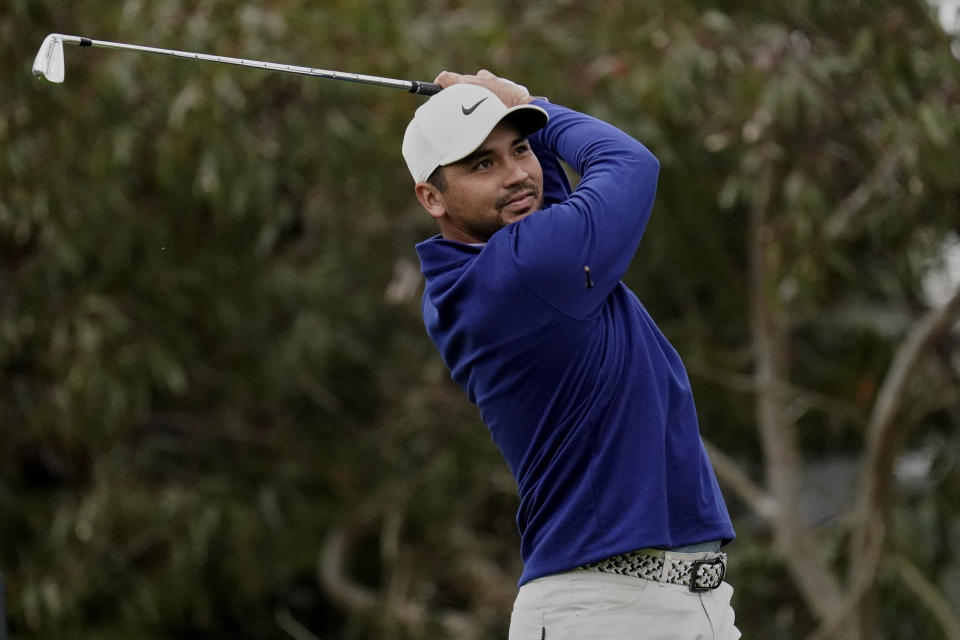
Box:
[499,189,538,214]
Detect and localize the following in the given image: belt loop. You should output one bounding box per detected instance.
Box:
[657,551,671,585]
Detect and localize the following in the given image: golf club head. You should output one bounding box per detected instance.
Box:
[33,33,66,83]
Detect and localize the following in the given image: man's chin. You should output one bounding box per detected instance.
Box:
[472,203,542,241]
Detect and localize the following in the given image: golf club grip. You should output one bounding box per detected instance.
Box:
[409,81,443,96]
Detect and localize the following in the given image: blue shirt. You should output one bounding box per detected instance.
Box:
[415,100,735,586]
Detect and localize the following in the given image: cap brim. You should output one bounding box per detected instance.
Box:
[438,103,549,168]
[502,104,549,137]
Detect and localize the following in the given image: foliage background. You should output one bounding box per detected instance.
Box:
[2,1,959,638]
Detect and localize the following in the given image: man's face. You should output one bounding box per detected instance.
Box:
[417,120,544,244]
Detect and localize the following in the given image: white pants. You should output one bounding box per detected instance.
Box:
[509,569,740,640]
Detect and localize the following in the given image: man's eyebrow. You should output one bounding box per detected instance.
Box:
[451,136,529,167]
[452,148,492,167]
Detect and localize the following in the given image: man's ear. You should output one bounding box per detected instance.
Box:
[414,182,447,221]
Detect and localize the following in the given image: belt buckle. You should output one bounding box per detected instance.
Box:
[688,556,725,593]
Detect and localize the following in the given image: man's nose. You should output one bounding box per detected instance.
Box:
[503,158,529,185]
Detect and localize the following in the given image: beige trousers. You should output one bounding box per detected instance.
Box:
[509,568,740,640]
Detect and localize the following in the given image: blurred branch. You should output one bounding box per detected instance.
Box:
[802,524,884,640]
[891,555,960,640]
[848,284,960,613]
[318,524,378,614]
[384,258,423,305]
[275,607,323,640]
[748,162,797,518]
[318,494,483,639]
[380,502,418,639]
[861,285,960,477]
[826,151,900,240]
[702,440,778,521]
[749,161,848,626]
[688,359,863,424]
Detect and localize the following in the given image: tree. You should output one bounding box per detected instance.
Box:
[2,1,958,638]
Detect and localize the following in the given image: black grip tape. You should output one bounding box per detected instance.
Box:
[409,81,443,96]
[80,37,92,46]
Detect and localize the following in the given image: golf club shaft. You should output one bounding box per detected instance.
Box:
[56,34,442,95]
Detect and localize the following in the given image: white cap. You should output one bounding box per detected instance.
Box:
[401,83,549,183]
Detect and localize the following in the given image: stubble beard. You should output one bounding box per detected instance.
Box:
[468,183,542,242]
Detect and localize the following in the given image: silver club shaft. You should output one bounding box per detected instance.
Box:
[32,33,442,95]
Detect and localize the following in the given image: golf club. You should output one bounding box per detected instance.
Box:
[32,33,443,95]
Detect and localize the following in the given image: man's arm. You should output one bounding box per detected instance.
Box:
[512,102,660,318]
[432,70,660,316]
[528,111,574,207]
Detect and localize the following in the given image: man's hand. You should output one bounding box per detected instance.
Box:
[433,69,533,107]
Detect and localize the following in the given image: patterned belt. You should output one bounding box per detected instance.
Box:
[580,549,727,592]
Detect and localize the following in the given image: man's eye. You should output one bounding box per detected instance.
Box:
[515,145,530,154]
[473,159,493,170]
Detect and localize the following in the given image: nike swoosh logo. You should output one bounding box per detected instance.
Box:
[461,97,489,115]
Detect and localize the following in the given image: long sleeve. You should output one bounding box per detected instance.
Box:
[528,118,572,207]
[511,101,660,318]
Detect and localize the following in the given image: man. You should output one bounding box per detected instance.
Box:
[402,70,739,639]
